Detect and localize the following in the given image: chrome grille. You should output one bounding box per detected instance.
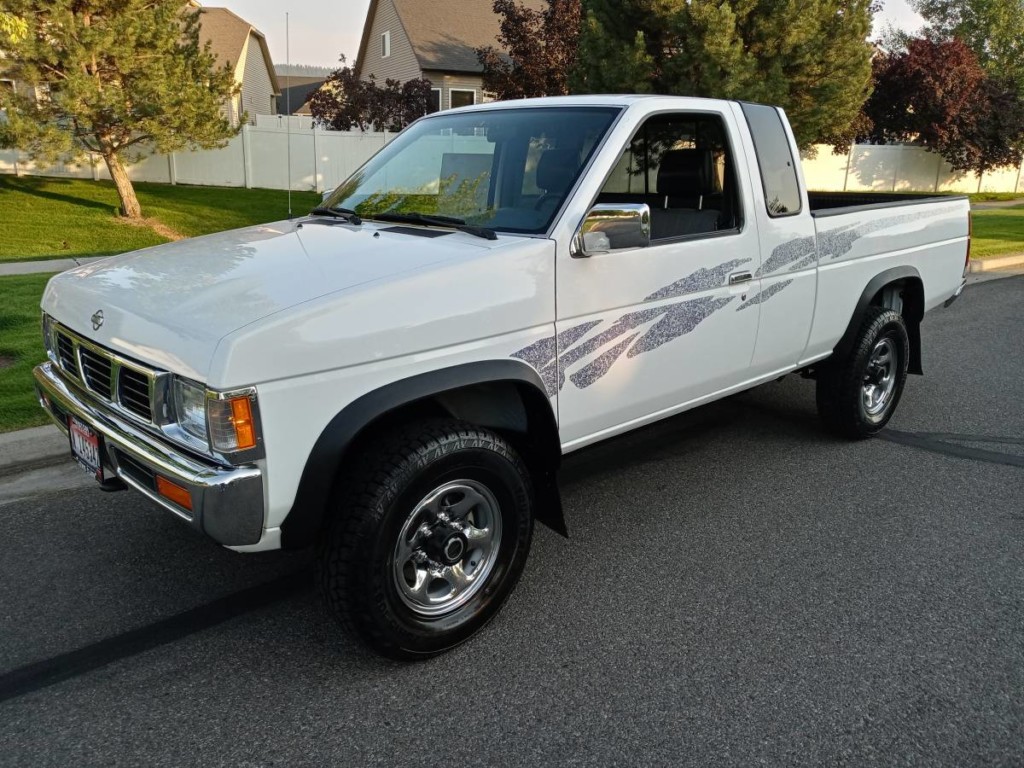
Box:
[56,332,78,376]
[49,320,158,424]
[118,368,153,420]
[79,347,113,399]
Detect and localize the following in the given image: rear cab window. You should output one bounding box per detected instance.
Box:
[739,103,802,217]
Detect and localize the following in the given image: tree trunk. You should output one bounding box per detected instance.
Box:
[102,150,142,219]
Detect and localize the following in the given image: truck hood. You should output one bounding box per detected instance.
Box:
[41,219,496,379]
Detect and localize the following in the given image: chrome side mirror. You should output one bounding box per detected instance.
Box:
[321,189,332,204]
[572,203,651,258]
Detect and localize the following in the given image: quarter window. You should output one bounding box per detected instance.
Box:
[740,103,802,217]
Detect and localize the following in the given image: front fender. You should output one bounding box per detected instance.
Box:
[280,359,564,549]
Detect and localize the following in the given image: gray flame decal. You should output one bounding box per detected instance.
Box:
[629,296,734,357]
[570,333,639,389]
[645,259,751,301]
[817,205,959,262]
[737,280,794,311]
[512,261,748,392]
[756,237,815,277]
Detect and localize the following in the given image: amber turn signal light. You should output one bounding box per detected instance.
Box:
[229,396,256,450]
[156,476,193,511]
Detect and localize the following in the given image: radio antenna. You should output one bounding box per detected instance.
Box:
[286,12,292,218]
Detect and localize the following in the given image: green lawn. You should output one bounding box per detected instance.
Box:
[971,205,1024,259]
[0,273,54,433]
[0,176,320,262]
[968,192,1022,203]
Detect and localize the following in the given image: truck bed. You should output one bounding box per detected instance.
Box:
[808,191,966,217]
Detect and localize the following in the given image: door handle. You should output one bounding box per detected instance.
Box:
[729,271,753,285]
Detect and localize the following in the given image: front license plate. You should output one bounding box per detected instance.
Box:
[69,416,104,482]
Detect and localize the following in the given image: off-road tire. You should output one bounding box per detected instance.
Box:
[816,306,910,439]
[317,419,533,660]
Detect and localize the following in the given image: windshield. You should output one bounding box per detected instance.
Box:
[321,107,622,235]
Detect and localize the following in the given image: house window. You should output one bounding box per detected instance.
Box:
[428,88,441,113]
[381,30,391,58]
[450,89,475,109]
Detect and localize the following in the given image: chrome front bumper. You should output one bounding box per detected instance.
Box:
[34,362,265,546]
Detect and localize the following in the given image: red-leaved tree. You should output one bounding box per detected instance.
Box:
[854,37,1024,173]
[476,0,582,100]
[310,56,434,132]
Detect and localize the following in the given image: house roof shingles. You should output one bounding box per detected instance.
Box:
[198,6,280,94]
[358,0,546,76]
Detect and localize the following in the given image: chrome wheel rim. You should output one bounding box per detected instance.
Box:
[862,337,897,418]
[393,479,502,618]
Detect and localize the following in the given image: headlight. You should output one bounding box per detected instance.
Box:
[173,377,208,443]
[172,377,259,453]
[41,313,55,360]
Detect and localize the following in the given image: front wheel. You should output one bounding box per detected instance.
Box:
[317,420,534,659]
[816,306,910,439]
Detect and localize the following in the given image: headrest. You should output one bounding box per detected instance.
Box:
[536,149,579,194]
[657,149,716,198]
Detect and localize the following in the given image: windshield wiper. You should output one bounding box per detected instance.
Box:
[309,207,362,225]
[369,211,497,241]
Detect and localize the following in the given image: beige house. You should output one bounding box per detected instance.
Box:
[354,0,544,112]
[197,6,281,125]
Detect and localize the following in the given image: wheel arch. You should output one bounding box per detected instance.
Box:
[836,266,924,375]
[280,360,564,549]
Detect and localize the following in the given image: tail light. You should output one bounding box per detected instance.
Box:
[964,213,972,277]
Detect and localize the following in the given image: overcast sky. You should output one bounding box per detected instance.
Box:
[224,0,925,68]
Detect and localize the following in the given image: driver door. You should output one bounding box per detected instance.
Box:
[555,108,763,448]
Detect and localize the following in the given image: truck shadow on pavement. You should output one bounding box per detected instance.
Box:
[4,377,1019,706]
[0,378,843,703]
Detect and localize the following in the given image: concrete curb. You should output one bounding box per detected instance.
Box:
[970,253,1024,272]
[0,425,70,478]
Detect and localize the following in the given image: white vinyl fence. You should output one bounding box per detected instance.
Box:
[1,116,1023,194]
[801,142,1024,194]
[0,115,394,193]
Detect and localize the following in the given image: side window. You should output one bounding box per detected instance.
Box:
[740,103,801,217]
[597,112,742,241]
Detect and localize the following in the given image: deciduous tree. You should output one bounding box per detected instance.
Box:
[0,12,27,41]
[571,0,878,148]
[476,0,582,100]
[911,0,1024,92]
[0,1,240,219]
[854,37,1024,173]
[309,57,434,132]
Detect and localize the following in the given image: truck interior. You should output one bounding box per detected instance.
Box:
[596,113,742,240]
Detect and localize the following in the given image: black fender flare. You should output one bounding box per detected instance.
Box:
[280,359,565,549]
[833,265,924,374]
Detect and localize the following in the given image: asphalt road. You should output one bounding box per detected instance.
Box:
[2,275,1023,767]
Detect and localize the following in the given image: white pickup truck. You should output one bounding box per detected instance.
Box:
[34,96,969,658]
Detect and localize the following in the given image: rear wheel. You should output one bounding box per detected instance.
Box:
[317,419,533,659]
[816,306,910,439]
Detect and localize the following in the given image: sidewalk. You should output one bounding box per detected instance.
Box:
[0,256,105,276]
